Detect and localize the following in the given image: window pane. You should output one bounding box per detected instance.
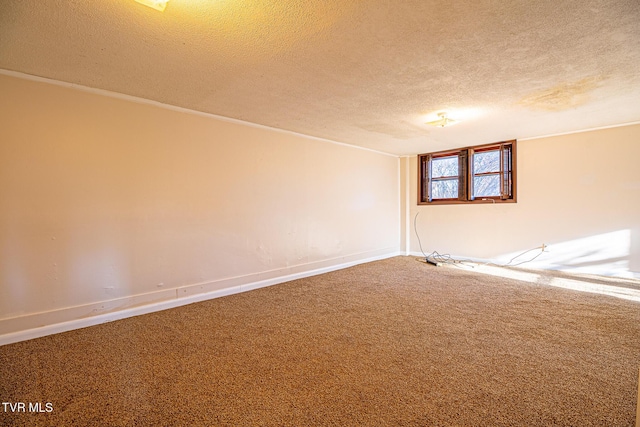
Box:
[432,156,458,178]
[474,175,500,197]
[432,179,458,199]
[473,150,500,174]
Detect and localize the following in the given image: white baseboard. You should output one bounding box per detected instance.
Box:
[0,249,401,346]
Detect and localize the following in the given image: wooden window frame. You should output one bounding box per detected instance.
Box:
[418,140,516,205]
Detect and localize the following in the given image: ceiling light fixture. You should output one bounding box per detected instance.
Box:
[426,112,458,128]
[135,0,169,12]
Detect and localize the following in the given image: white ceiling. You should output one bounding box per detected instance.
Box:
[1,0,639,155]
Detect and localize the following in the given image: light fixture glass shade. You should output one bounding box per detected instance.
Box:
[135,0,169,12]
[426,112,458,128]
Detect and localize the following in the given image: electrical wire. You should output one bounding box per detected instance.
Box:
[502,245,547,267]
[413,212,428,258]
[413,211,548,268]
[414,212,462,266]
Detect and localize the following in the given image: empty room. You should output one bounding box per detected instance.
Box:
[1,0,639,425]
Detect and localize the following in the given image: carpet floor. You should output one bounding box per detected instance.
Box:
[1,256,639,426]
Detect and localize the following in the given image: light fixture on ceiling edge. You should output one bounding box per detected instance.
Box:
[135,0,169,12]
[426,112,458,128]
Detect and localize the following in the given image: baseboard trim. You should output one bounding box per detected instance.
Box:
[0,249,401,346]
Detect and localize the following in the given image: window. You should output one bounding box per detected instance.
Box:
[418,140,516,204]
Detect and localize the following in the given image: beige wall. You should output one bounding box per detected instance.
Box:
[2,70,637,340]
[409,124,640,278]
[0,74,400,335]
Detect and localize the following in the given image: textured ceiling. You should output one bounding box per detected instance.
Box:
[1,0,639,155]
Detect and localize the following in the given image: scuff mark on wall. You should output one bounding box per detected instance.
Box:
[518,76,604,111]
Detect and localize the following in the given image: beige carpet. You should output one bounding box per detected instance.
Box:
[1,256,639,426]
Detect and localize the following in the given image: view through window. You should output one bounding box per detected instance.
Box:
[418,140,516,204]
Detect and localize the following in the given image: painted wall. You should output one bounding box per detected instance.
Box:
[409,124,640,278]
[0,74,400,336]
